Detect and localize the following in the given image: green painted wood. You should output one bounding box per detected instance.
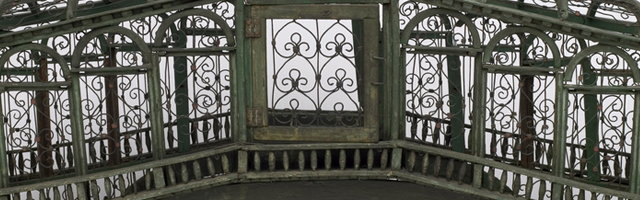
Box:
[250,5,378,19]
[173,23,191,153]
[0,92,8,188]
[472,53,486,189]
[246,0,389,4]
[149,54,166,159]
[552,73,569,200]
[233,1,247,143]
[445,33,465,153]
[629,93,640,193]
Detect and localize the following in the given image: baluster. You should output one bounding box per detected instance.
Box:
[193,160,202,181]
[283,151,289,172]
[254,152,260,172]
[298,151,305,171]
[167,129,174,150]
[410,116,417,139]
[524,176,533,199]
[591,191,597,200]
[67,145,73,168]
[407,150,415,173]
[104,177,113,199]
[38,189,45,200]
[202,119,210,141]
[124,137,131,157]
[604,195,611,200]
[224,116,230,138]
[422,119,428,142]
[444,126,452,147]
[512,174,521,197]
[446,158,454,181]
[213,118,220,140]
[546,144,553,166]
[434,156,441,178]
[99,140,106,163]
[380,149,388,170]
[538,180,546,200]
[8,152,14,176]
[565,186,573,199]
[154,167,167,189]
[488,167,495,191]
[167,165,176,186]
[56,144,63,170]
[131,171,138,193]
[30,152,36,174]
[144,170,152,190]
[190,121,198,145]
[221,154,229,174]
[207,157,216,176]
[433,123,441,144]
[268,151,275,172]
[354,149,360,170]
[499,170,507,194]
[181,162,189,183]
[91,180,99,200]
[367,149,373,170]
[422,153,429,175]
[339,149,346,170]
[136,132,142,155]
[118,174,126,197]
[311,150,317,171]
[18,153,24,175]
[457,161,467,184]
[145,131,151,155]
[26,191,32,200]
[578,189,585,200]
[325,149,331,170]
[12,193,19,200]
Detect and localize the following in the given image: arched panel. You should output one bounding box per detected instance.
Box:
[72,27,155,168]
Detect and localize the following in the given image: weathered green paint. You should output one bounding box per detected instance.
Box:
[551,72,568,200]
[233,0,247,142]
[472,53,486,189]
[0,90,8,189]
[149,54,167,159]
[174,20,191,153]
[630,92,640,194]
[445,32,465,153]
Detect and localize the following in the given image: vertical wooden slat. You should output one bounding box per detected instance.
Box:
[407,150,415,173]
[446,158,454,181]
[148,54,166,159]
[472,53,487,189]
[238,150,247,174]
[354,149,360,170]
[500,170,508,194]
[457,161,467,184]
[167,165,176,186]
[254,152,260,172]
[512,173,521,197]
[283,151,289,172]
[434,155,441,177]
[180,162,189,183]
[367,149,373,170]
[268,151,275,172]
[118,174,126,197]
[339,149,346,170]
[104,178,112,199]
[525,176,533,199]
[538,180,546,200]
[144,170,152,191]
[325,149,332,171]
[298,151,305,171]
[422,153,430,175]
[207,157,216,176]
[221,154,230,174]
[488,167,495,191]
[552,72,568,200]
[153,167,165,189]
[380,149,388,170]
[91,180,100,200]
[311,150,317,171]
[193,160,202,181]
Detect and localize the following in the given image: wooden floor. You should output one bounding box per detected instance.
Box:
[162,180,486,200]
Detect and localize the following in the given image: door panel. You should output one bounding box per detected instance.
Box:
[250,5,380,142]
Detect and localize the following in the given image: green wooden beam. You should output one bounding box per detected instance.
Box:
[174,20,191,153]
[446,34,465,153]
[246,0,389,4]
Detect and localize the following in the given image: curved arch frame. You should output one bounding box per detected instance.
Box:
[564,44,640,82]
[72,26,152,68]
[153,9,236,47]
[483,26,562,68]
[0,44,71,80]
[399,8,481,48]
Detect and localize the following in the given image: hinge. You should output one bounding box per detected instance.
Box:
[245,18,260,38]
[246,107,264,127]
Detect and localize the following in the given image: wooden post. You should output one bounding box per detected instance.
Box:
[36,56,53,177]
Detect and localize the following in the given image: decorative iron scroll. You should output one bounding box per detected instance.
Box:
[267,19,363,127]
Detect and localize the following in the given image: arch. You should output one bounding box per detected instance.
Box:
[72,26,152,68]
[0,43,71,80]
[400,8,481,48]
[153,9,236,47]
[483,27,562,68]
[564,44,640,82]
[588,0,640,25]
